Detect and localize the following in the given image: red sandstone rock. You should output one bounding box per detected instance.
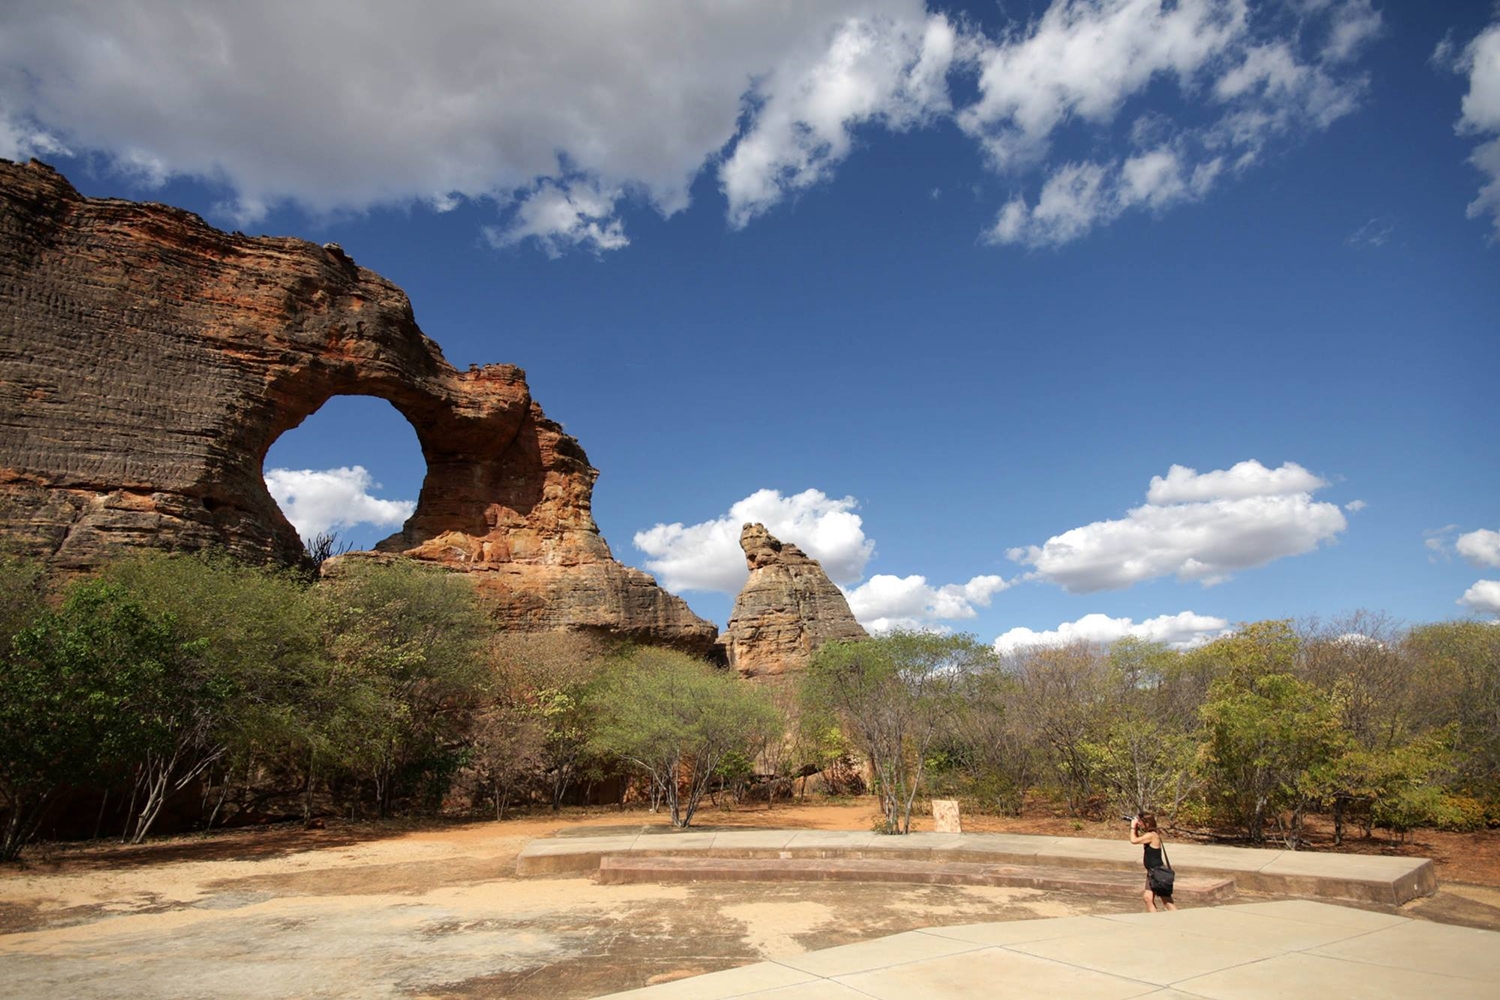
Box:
[719,523,867,679]
[0,159,716,655]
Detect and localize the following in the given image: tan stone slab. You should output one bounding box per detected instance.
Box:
[1256,852,1436,903]
[706,830,798,852]
[1258,850,1431,877]
[1163,844,1286,870]
[515,829,1433,903]
[945,831,1046,852]
[782,830,878,851]
[745,982,879,999]
[883,831,965,850]
[519,834,638,855]
[1174,951,1498,1000]
[1011,927,1288,987]
[773,929,982,978]
[597,961,816,1000]
[597,855,1232,902]
[1097,907,1378,951]
[832,946,1159,1000]
[624,832,717,854]
[920,915,1134,947]
[514,834,638,874]
[1307,919,1500,983]
[1214,899,1410,931]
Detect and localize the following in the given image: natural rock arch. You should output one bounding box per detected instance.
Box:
[0,159,716,654]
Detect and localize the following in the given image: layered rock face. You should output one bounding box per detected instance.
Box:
[0,159,717,654]
[719,523,867,679]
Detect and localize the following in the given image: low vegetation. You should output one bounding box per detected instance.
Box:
[1,552,1496,860]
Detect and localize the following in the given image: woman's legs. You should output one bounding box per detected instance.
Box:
[1142,881,1157,912]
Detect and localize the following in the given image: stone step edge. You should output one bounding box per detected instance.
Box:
[596,855,1237,901]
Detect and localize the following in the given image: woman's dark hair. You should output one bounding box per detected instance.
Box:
[1137,812,1158,833]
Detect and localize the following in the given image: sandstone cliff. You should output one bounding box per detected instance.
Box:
[719,523,867,679]
[0,159,717,655]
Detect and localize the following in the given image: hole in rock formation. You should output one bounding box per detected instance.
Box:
[261,395,424,554]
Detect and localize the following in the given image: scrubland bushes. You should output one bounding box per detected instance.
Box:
[2,551,1497,859]
[889,616,1500,847]
[0,553,784,856]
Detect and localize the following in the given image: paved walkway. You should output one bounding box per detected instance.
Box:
[518,829,1435,904]
[595,899,1500,999]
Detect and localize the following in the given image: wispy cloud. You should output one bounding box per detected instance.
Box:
[1344,217,1394,247]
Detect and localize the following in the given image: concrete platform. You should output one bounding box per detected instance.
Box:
[516,828,1435,904]
[598,855,1237,904]
[594,900,1500,999]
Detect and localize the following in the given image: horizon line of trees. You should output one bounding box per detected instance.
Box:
[2,550,1497,861]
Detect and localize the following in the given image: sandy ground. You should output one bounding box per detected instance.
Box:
[2,800,1497,999]
[0,804,1127,999]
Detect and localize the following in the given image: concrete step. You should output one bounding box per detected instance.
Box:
[597,855,1237,902]
[517,830,1434,904]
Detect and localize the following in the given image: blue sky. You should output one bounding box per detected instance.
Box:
[4,1,1496,647]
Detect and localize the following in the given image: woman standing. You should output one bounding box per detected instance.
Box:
[1129,812,1177,912]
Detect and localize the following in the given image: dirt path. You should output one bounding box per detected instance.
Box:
[2,801,1496,998]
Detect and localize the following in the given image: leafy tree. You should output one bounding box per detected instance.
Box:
[2,581,200,857]
[1297,612,1412,751]
[1309,727,1477,843]
[317,559,490,816]
[1080,716,1197,821]
[488,632,614,811]
[101,553,328,831]
[803,631,995,833]
[0,555,49,649]
[945,668,1038,816]
[1001,641,1110,816]
[1184,619,1299,689]
[592,647,780,828]
[1197,671,1348,845]
[468,695,545,819]
[1402,620,1500,799]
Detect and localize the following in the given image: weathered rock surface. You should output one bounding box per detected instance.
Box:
[719,523,867,679]
[0,159,717,654]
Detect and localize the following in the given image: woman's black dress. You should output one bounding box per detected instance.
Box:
[1143,842,1173,899]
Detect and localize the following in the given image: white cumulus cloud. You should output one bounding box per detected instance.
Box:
[1009,460,1347,592]
[720,12,958,228]
[1445,18,1500,236]
[263,466,415,541]
[0,0,1382,253]
[1457,528,1500,568]
[1146,459,1326,503]
[633,488,874,594]
[844,573,1010,633]
[994,611,1232,653]
[0,0,929,244]
[978,0,1379,247]
[482,178,629,257]
[1459,579,1500,615]
[634,487,1009,630]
